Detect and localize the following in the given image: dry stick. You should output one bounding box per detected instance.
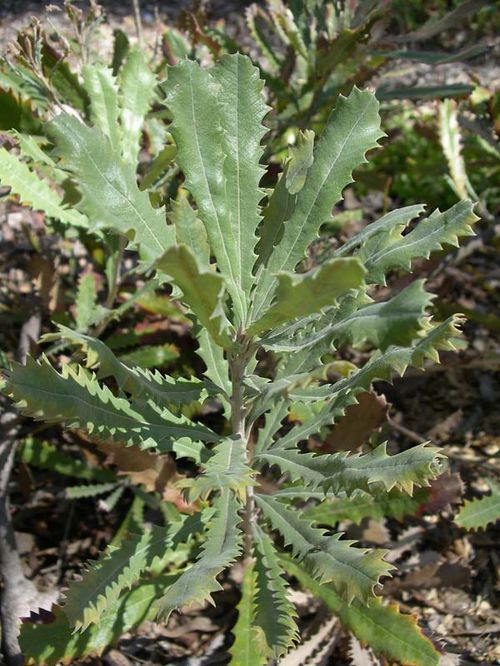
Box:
[0,311,41,666]
[132,0,144,48]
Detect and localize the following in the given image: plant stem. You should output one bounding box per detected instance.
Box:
[229,344,255,559]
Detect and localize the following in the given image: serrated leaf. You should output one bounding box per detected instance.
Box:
[248,257,365,337]
[361,200,478,284]
[19,575,178,665]
[183,438,254,501]
[229,561,268,666]
[82,65,121,152]
[254,527,299,659]
[169,193,210,266]
[50,324,208,406]
[6,355,216,456]
[46,114,173,265]
[75,273,99,332]
[257,442,444,496]
[256,495,393,603]
[119,47,156,164]
[455,483,500,530]
[154,491,243,619]
[20,437,115,482]
[0,147,87,227]
[164,56,268,323]
[335,205,426,258]
[66,482,118,500]
[211,54,269,316]
[283,557,440,666]
[195,327,232,399]
[255,130,316,270]
[252,87,385,321]
[303,489,428,525]
[157,244,233,348]
[63,526,169,631]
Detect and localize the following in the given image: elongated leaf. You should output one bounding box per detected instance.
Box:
[154,491,243,619]
[20,438,115,482]
[229,561,268,666]
[20,575,179,665]
[248,257,365,336]
[47,114,173,265]
[169,193,210,266]
[361,200,478,284]
[119,47,156,164]
[283,557,441,666]
[164,59,247,322]
[334,204,425,258]
[264,280,432,354]
[0,147,87,227]
[75,273,99,332]
[455,483,500,530]
[50,324,211,406]
[63,526,168,631]
[66,482,118,499]
[183,438,254,501]
[195,327,232,399]
[254,527,299,659]
[82,65,121,151]
[211,54,269,316]
[6,355,216,456]
[252,87,384,320]
[157,245,233,348]
[256,495,393,603]
[303,488,430,525]
[257,442,443,496]
[255,130,315,269]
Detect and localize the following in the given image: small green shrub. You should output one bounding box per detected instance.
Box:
[5,54,478,664]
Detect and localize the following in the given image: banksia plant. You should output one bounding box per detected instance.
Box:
[5,54,478,664]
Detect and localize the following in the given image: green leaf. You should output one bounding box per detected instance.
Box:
[255,130,316,270]
[361,200,478,284]
[66,482,119,500]
[283,556,441,666]
[334,204,425,258]
[82,65,121,152]
[20,437,115,482]
[63,526,168,631]
[0,147,87,227]
[455,483,500,530]
[195,327,232,400]
[285,129,315,194]
[19,575,178,665]
[252,87,384,320]
[211,54,269,315]
[154,491,243,619]
[257,442,444,496]
[169,193,210,266]
[303,488,430,525]
[6,355,216,456]
[164,59,243,322]
[119,47,156,164]
[50,324,206,406]
[229,561,268,666]
[264,280,433,354]
[157,244,233,348]
[256,495,393,603]
[183,438,254,501]
[248,257,366,336]
[254,527,299,659]
[75,273,99,332]
[117,344,179,369]
[47,114,173,265]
